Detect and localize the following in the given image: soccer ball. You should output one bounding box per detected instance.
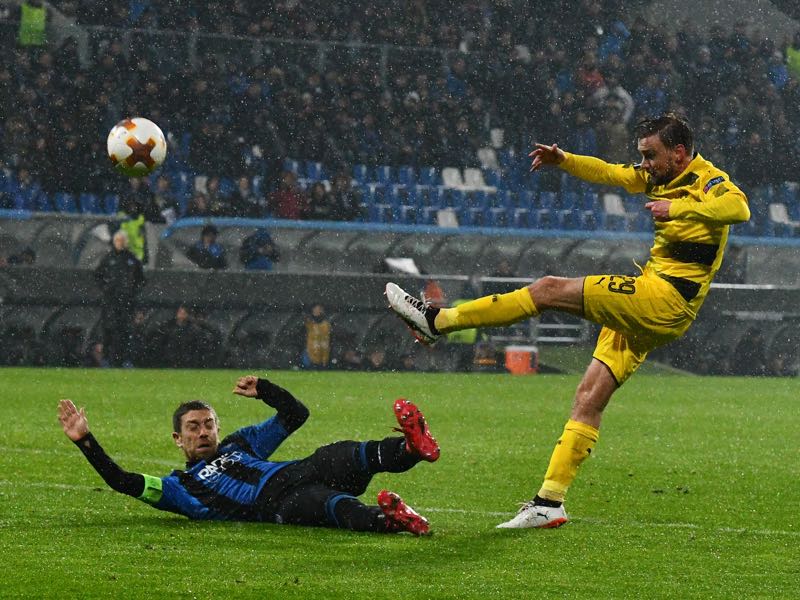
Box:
[106,117,167,176]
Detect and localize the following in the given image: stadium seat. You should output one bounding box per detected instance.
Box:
[482,168,504,190]
[477,147,499,170]
[511,205,532,228]
[559,191,579,210]
[11,190,29,211]
[103,194,120,215]
[601,193,634,231]
[556,208,580,230]
[393,184,417,224]
[579,209,598,230]
[463,168,492,190]
[79,193,101,214]
[352,164,370,184]
[778,182,800,219]
[283,158,301,174]
[304,161,325,181]
[418,167,439,187]
[767,203,800,237]
[396,166,416,186]
[53,193,77,213]
[32,191,52,212]
[538,191,557,210]
[441,167,464,189]
[374,165,393,185]
[581,191,600,211]
[365,183,393,223]
[416,185,443,224]
[490,128,505,149]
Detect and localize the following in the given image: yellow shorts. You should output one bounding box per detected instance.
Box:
[582,271,695,384]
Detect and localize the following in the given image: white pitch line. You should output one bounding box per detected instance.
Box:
[0,479,797,539]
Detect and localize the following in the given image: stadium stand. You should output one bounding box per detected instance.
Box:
[1,2,800,373]
[0,2,799,236]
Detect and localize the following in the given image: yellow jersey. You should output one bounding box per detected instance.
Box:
[559,152,750,316]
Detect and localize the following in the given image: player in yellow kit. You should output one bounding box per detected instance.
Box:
[386,113,750,528]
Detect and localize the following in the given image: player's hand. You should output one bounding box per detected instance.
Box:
[58,399,89,441]
[528,143,566,172]
[645,200,673,221]
[233,375,259,398]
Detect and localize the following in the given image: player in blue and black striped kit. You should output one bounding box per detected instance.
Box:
[58,375,438,535]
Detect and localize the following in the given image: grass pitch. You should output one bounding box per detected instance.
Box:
[1,368,798,599]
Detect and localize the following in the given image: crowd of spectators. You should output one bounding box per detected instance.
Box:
[1,1,800,224]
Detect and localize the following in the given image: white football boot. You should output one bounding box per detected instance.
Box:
[496,500,569,529]
[385,282,441,345]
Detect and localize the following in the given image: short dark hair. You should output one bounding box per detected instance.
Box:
[172,400,217,433]
[634,113,694,153]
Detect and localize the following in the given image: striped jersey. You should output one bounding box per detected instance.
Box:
[559,152,750,316]
[137,416,297,521]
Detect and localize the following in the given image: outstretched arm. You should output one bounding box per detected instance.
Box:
[227,375,310,459]
[233,375,309,433]
[530,143,647,194]
[58,400,145,497]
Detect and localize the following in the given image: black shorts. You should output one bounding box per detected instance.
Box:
[258,441,373,525]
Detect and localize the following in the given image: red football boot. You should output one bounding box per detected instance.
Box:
[393,398,440,462]
[377,490,430,536]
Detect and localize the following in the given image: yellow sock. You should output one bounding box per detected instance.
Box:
[538,419,599,503]
[434,287,538,333]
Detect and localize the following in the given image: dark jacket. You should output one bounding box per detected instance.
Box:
[94,248,145,303]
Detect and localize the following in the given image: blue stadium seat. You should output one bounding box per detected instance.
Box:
[396,166,416,186]
[441,187,465,211]
[364,183,394,223]
[79,193,101,214]
[304,161,325,181]
[392,184,417,224]
[11,190,30,211]
[485,191,508,227]
[581,191,600,211]
[538,191,557,210]
[103,194,120,215]
[418,167,439,187]
[556,208,580,230]
[352,164,370,185]
[483,168,503,189]
[463,190,490,226]
[33,191,52,212]
[53,192,77,213]
[374,165,393,185]
[559,191,579,210]
[511,205,532,228]
[283,158,301,174]
[778,182,800,219]
[578,210,598,230]
[416,185,443,224]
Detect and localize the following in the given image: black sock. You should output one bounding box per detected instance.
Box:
[534,494,562,508]
[363,437,420,473]
[333,498,388,532]
[426,307,441,334]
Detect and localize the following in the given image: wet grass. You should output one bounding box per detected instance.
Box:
[1,368,798,599]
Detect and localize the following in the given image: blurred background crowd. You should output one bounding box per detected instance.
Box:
[1,0,799,221]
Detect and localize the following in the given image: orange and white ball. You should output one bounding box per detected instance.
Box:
[107,117,167,177]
